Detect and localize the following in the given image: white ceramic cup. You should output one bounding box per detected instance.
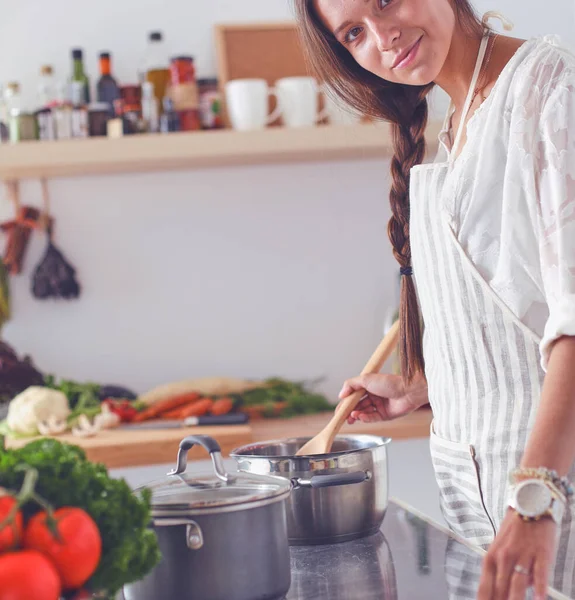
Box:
[225,78,282,131]
[275,76,329,128]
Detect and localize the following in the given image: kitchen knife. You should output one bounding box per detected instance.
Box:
[120,413,249,430]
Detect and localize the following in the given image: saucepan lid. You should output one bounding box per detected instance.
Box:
[135,435,291,516]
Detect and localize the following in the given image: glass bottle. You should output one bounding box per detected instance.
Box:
[141,81,159,133]
[36,65,57,140]
[5,82,22,143]
[53,82,73,140]
[38,65,57,108]
[97,52,120,117]
[71,48,91,105]
[70,81,89,138]
[160,97,180,133]
[0,86,9,143]
[142,31,170,114]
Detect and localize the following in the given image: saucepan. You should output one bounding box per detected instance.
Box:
[231,434,391,545]
[123,435,292,600]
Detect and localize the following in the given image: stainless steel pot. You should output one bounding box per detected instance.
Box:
[231,435,391,545]
[123,435,292,600]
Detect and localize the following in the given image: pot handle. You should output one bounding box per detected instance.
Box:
[168,435,232,482]
[293,471,370,489]
[153,519,204,550]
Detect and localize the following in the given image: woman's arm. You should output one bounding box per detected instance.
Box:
[521,335,575,474]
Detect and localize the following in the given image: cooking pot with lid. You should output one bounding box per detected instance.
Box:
[123,435,292,600]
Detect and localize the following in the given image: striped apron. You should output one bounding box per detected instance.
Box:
[409,27,575,598]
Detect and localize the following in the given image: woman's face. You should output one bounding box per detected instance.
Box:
[314,0,457,86]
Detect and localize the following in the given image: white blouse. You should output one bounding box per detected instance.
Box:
[433,35,575,371]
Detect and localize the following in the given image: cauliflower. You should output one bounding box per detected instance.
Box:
[7,386,70,436]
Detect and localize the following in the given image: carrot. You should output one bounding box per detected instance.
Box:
[133,392,201,422]
[170,399,214,420]
[211,397,234,416]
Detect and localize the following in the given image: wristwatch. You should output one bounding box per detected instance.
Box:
[508,479,565,525]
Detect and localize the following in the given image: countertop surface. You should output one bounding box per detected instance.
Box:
[5,409,433,469]
[287,499,571,600]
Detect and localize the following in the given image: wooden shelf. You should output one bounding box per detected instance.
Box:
[0,122,442,181]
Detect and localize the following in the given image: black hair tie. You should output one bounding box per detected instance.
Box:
[400,266,413,277]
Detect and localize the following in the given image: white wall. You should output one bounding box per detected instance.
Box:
[1,1,574,398]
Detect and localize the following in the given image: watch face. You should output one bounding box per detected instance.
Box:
[516,481,552,517]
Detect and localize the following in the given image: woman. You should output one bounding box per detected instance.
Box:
[294,1,575,599]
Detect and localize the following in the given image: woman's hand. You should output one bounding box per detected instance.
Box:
[477,509,558,600]
[338,373,428,424]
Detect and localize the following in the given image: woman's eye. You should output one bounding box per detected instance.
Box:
[379,0,393,7]
[345,27,363,44]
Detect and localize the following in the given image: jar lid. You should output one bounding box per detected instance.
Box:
[171,55,194,63]
[197,78,218,87]
[135,435,291,517]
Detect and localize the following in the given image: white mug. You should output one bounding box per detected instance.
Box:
[225,79,282,131]
[275,76,329,128]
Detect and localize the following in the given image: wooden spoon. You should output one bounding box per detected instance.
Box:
[295,319,400,456]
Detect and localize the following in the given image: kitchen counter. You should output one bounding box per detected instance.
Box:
[287,499,571,600]
[119,498,570,600]
[5,409,433,468]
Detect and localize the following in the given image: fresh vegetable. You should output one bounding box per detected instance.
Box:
[102,399,138,423]
[235,378,333,419]
[24,507,102,590]
[7,386,70,436]
[132,392,201,422]
[211,397,234,416]
[167,398,214,420]
[0,438,160,596]
[138,377,264,406]
[0,550,61,600]
[0,342,45,407]
[0,492,22,551]
[0,258,10,334]
[97,385,137,402]
[44,376,100,412]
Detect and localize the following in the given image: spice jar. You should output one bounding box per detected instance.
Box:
[169,57,197,105]
[198,78,223,129]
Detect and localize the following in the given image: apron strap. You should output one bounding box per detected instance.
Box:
[449,32,490,162]
[445,11,515,165]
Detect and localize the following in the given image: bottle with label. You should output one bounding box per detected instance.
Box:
[160,97,180,133]
[141,81,159,133]
[198,78,223,129]
[0,86,9,143]
[53,82,73,140]
[142,31,171,115]
[5,82,37,142]
[169,56,200,131]
[97,52,120,117]
[71,48,91,105]
[36,65,57,141]
[70,81,88,138]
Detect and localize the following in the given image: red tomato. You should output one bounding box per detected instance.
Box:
[23,507,102,590]
[0,494,23,551]
[0,550,61,600]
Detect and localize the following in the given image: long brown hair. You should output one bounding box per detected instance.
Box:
[294,0,482,382]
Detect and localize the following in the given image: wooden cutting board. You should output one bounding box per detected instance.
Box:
[5,424,253,469]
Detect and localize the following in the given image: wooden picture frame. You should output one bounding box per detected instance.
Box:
[214,21,311,86]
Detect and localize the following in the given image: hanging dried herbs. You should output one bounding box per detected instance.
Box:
[31,225,81,300]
